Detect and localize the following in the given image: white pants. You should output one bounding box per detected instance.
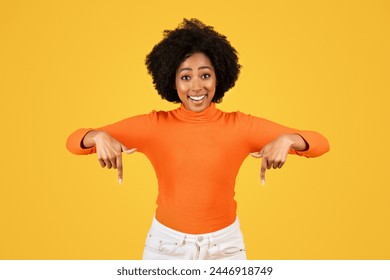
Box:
[142,217,247,260]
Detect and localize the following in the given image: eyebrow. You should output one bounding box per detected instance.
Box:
[178,66,213,73]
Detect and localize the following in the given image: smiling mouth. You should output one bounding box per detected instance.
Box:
[188,94,207,101]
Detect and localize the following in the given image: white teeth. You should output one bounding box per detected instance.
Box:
[189,94,206,101]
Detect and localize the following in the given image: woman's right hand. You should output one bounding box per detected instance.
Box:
[83,130,137,184]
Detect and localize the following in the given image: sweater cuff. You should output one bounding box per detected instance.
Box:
[66,128,96,155]
[292,131,330,158]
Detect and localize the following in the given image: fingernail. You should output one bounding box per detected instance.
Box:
[261,179,265,186]
[119,178,122,185]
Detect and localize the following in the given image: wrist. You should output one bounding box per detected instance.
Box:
[82,130,102,149]
[288,133,308,151]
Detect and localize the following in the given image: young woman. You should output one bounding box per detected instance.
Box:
[66,19,330,260]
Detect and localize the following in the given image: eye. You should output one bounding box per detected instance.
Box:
[202,73,211,79]
[180,75,190,81]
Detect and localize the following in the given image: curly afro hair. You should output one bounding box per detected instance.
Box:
[145,18,241,103]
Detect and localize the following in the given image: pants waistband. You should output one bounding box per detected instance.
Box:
[151,216,241,244]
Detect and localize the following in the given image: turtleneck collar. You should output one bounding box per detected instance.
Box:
[173,102,222,123]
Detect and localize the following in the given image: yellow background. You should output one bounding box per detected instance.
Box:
[1,0,389,259]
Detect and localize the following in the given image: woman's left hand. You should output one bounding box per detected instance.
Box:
[250,134,307,185]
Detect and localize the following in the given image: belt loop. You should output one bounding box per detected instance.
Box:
[177,235,185,246]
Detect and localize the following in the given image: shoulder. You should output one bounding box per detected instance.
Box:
[149,109,173,119]
[219,109,276,131]
[218,109,253,122]
[144,108,181,123]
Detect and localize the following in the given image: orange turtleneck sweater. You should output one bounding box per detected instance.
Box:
[66,103,329,234]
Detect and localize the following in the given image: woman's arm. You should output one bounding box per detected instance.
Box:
[237,112,330,185]
[66,113,154,184]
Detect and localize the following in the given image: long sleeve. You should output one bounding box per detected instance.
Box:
[236,112,330,157]
[66,113,155,155]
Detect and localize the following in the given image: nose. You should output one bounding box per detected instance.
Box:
[190,77,203,92]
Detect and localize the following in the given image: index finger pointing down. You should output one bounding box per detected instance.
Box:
[117,155,123,185]
[260,157,267,186]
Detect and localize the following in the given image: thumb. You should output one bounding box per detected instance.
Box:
[121,145,137,154]
[250,149,264,158]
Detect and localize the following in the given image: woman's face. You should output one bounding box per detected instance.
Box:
[175,52,216,112]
